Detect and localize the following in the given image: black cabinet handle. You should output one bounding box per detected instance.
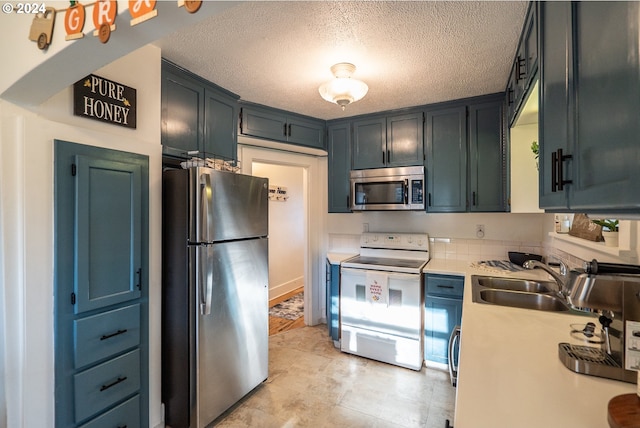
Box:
[516,55,526,82]
[557,149,573,191]
[551,151,558,192]
[136,268,142,290]
[288,124,292,137]
[507,88,514,105]
[117,425,127,428]
[428,193,432,207]
[382,150,385,164]
[437,285,455,289]
[283,123,287,137]
[387,150,391,164]
[100,376,127,392]
[472,191,476,206]
[100,329,128,341]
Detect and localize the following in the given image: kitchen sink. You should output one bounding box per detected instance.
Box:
[474,276,555,293]
[478,289,570,312]
[471,275,571,312]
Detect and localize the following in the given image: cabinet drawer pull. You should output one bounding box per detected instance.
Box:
[437,285,455,289]
[100,376,127,392]
[288,123,292,137]
[117,426,127,428]
[283,123,287,137]
[100,329,128,341]
[472,191,476,206]
[382,150,385,164]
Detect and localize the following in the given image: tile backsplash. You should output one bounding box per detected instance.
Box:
[429,237,543,262]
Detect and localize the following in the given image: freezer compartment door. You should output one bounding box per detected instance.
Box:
[189,167,268,243]
[195,238,269,427]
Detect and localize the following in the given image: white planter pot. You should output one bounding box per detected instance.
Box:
[602,231,619,247]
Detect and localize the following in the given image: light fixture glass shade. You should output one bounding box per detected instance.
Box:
[319,63,368,110]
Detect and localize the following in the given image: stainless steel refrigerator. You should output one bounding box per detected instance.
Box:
[162,166,269,428]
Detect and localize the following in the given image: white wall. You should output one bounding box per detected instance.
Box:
[0,45,163,428]
[510,123,543,213]
[252,163,305,300]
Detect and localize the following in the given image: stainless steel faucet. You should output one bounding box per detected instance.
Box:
[523,260,569,294]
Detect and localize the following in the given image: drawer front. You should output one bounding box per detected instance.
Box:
[78,395,140,428]
[74,349,141,423]
[425,274,464,298]
[74,304,141,369]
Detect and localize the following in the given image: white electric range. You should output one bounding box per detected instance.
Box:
[340,232,430,370]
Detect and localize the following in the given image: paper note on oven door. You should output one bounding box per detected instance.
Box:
[366,272,388,305]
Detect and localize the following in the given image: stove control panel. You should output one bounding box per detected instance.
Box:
[360,232,429,251]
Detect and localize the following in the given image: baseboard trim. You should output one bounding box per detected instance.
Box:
[269,285,304,307]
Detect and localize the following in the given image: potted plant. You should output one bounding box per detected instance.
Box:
[592,219,619,247]
[531,141,539,170]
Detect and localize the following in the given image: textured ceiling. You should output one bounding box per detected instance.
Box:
[155,1,528,121]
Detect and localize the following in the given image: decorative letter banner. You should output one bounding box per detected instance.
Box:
[64,2,85,40]
[129,0,157,26]
[93,0,117,43]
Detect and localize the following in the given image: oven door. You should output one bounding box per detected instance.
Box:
[339,267,424,369]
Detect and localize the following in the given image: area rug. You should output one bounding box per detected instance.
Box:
[269,292,303,320]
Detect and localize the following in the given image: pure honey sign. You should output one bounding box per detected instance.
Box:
[74,74,137,129]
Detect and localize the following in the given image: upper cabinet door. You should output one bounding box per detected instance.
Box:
[352,117,386,169]
[425,107,467,212]
[327,122,352,213]
[74,155,142,313]
[538,1,571,210]
[239,106,288,142]
[386,112,424,167]
[569,2,640,210]
[287,116,325,149]
[204,88,238,162]
[161,70,203,158]
[468,101,505,212]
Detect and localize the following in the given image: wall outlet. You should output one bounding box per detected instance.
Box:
[476,224,485,239]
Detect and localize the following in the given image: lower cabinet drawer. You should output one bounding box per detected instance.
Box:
[74,349,140,423]
[74,304,141,369]
[78,395,140,428]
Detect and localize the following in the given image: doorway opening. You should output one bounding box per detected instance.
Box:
[238,141,325,335]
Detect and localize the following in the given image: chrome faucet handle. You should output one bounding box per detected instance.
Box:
[522,259,568,295]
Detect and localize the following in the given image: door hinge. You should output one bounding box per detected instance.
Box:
[70,292,76,305]
[71,163,77,176]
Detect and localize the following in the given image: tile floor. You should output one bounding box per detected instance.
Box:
[215,325,456,427]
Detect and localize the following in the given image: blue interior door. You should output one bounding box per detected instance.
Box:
[74,155,142,313]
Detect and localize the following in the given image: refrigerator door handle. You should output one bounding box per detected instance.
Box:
[200,172,213,243]
[448,325,461,387]
[198,247,214,315]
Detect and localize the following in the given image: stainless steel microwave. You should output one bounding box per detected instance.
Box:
[350,166,425,211]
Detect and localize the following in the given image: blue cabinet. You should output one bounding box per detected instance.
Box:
[426,96,506,213]
[239,103,325,149]
[54,141,149,428]
[327,121,352,213]
[506,2,538,126]
[468,100,506,212]
[352,111,424,169]
[325,260,340,343]
[425,106,467,212]
[424,274,463,365]
[539,2,640,211]
[162,59,239,161]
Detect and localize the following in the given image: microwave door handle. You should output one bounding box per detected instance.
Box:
[404,179,409,204]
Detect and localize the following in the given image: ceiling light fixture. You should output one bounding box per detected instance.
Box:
[318,63,368,110]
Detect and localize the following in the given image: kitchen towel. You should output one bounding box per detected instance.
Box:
[365,271,388,305]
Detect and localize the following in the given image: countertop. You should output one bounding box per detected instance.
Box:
[421,259,636,428]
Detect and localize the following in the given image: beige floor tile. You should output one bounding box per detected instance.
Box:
[214,325,455,427]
